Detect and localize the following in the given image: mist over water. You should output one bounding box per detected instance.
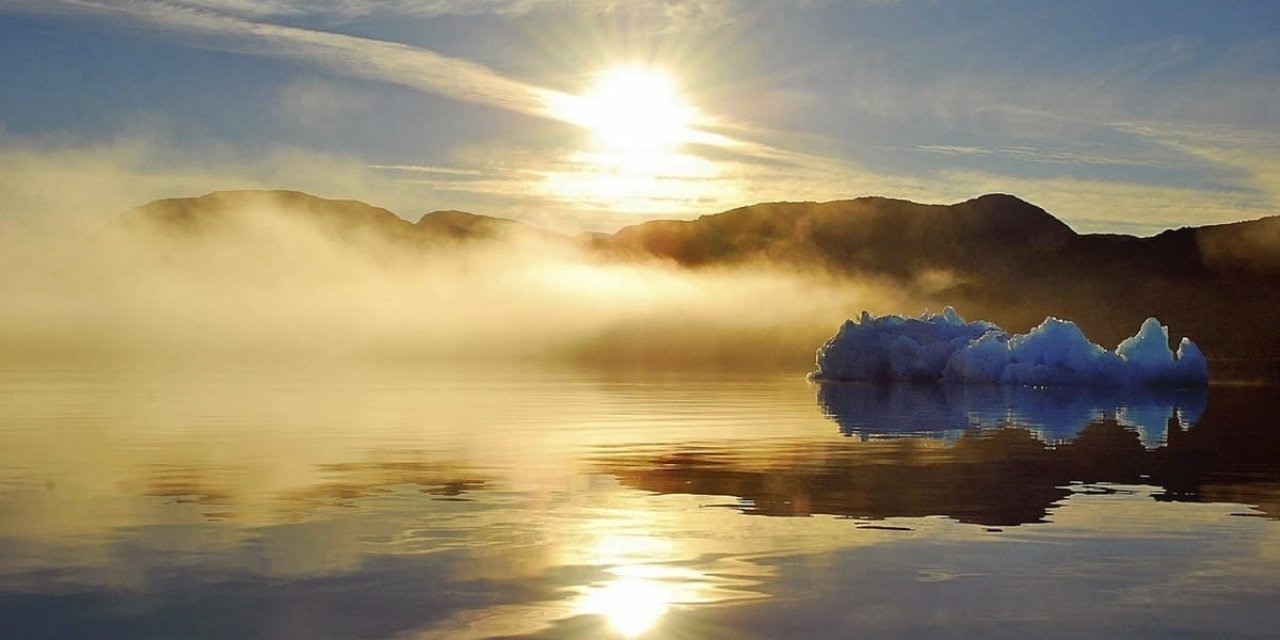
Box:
[0,192,899,368]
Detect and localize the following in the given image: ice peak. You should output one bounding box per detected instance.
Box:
[814,311,1208,387]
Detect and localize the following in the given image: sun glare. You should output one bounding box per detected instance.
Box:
[541,64,736,212]
[556,66,696,154]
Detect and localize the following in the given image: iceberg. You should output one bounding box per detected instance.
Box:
[812,308,1208,387]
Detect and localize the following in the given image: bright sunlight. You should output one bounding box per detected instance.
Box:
[555,66,696,154]
[541,65,736,213]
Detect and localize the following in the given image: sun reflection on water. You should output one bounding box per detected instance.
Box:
[579,571,672,637]
[571,534,702,637]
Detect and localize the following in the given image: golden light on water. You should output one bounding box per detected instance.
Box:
[572,535,688,637]
[579,572,673,637]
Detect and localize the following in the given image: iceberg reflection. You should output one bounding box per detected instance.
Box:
[817,382,1207,446]
[601,385,1279,528]
[601,384,1279,529]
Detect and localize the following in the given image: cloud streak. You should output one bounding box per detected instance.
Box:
[108,0,741,22]
[912,144,1185,170]
[13,0,563,119]
[1118,121,1280,209]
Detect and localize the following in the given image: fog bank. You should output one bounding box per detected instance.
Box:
[0,192,901,369]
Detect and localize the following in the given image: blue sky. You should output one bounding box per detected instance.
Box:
[2,0,1279,234]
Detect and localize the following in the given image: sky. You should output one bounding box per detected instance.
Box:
[2,0,1279,235]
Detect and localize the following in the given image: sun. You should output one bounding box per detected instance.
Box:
[554,66,697,154]
[540,64,736,213]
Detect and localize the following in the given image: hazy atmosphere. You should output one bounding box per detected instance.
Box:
[2,3,1279,640]
[0,191,890,364]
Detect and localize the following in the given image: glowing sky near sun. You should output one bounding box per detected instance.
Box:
[2,1,1279,234]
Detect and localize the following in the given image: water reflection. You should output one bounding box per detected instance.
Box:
[0,365,1277,639]
[601,385,1280,527]
[141,457,490,523]
[817,381,1208,446]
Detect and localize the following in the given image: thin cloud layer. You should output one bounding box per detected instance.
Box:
[12,0,559,117]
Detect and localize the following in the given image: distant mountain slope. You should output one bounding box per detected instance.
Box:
[130,190,544,245]
[605,194,1076,275]
[596,194,1280,364]
[133,189,412,236]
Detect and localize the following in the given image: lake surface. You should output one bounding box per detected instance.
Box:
[1,363,1278,639]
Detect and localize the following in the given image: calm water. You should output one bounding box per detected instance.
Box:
[1,363,1278,639]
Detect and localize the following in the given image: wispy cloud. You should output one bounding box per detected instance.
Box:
[912,144,1183,170]
[10,0,565,119]
[69,0,557,20]
[367,165,486,177]
[20,0,748,25]
[1117,121,1280,209]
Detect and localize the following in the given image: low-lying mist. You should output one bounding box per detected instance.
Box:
[0,197,907,370]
